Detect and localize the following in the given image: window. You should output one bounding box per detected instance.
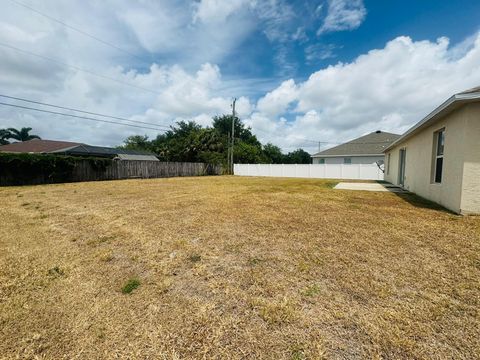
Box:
[318,158,325,164]
[386,153,391,175]
[433,129,445,183]
[344,157,352,164]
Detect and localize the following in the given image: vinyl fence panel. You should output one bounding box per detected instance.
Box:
[234,163,383,180]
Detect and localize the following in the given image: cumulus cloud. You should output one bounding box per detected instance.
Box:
[318,0,367,35]
[247,33,480,152]
[1,0,480,156]
[256,79,298,117]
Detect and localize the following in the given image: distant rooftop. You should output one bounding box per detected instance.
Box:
[0,139,157,159]
[63,144,155,157]
[312,131,401,157]
[0,139,81,153]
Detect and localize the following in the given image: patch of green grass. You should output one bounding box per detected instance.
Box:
[302,284,321,297]
[188,254,201,263]
[48,266,64,277]
[324,181,338,189]
[290,348,306,360]
[248,257,264,266]
[122,278,140,294]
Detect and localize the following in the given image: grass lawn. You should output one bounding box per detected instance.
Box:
[1,176,479,359]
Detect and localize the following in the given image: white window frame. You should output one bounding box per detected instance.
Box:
[386,153,391,175]
[433,128,445,184]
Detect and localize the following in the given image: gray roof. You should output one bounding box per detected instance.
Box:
[312,131,401,157]
[56,144,156,158]
[116,153,159,161]
[385,86,480,152]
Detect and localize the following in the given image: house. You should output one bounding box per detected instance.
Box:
[0,139,159,161]
[311,130,401,166]
[384,87,480,214]
[0,139,81,153]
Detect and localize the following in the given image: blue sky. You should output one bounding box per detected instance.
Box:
[1,0,480,151]
[205,0,480,81]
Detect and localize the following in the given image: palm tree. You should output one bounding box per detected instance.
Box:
[0,129,11,145]
[7,127,41,142]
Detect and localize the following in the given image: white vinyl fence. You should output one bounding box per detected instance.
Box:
[234,163,384,180]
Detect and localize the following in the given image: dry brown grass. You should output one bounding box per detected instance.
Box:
[0,176,479,359]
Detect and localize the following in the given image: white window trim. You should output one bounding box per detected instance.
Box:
[433,128,445,184]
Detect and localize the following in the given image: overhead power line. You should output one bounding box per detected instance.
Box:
[9,0,145,62]
[0,102,168,131]
[0,94,171,129]
[0,42,161,95]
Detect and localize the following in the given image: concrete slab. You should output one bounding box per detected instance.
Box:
[334,182,409,193]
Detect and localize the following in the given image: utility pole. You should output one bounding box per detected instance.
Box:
[227,131,231,174]
[318,141,322,152]
[231,98,236,174]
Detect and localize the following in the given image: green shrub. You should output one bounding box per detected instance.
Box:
[121,278,140,294]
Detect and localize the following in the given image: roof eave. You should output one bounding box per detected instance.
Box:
[311,153,384,158]
[384,92,480,152]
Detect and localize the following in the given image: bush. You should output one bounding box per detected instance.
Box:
[0,153,112,186]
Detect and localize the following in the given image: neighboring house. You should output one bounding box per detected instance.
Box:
[311,130,401,166]
[0,139,159,161]
[384,87,480,214]
[58,144,159,161]
[0,139,81,153]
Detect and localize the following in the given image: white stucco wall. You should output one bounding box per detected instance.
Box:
[312,155,384,165]
[385,103,479,214]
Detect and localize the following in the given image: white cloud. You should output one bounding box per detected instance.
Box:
[305,43,339,63]
[1,0,480,156]
[193,0,252,24]
[247,33,480,152]
[256,79,298,117]
[318,0,366,35]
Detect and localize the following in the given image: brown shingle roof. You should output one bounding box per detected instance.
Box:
[312,131,401,157]
[0,139,82,153]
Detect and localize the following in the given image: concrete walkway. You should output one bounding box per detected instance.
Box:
[334,182,409,193]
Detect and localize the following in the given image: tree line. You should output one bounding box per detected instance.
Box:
[0,127,41,145]
[119,115,311,165]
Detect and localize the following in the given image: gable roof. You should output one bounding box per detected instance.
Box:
[311,131,401,157]
[0,139,81,153]
[385,86,480,152]
[62,144,156,157]
[0,139,157,159]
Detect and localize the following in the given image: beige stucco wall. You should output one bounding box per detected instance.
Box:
[460,103,480,214]
[384,104,478,214]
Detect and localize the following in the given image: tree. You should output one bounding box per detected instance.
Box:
[0,129,11,145]
[284,149,312,164]
[233,141,267,164]
[7,127,41,142]
[119,135,151,151]
[212,115,261,146]
[262,143,285,164]
[118,115,313,166]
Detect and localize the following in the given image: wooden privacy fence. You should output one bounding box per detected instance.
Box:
[0,160,222,186]
[234,163,384,180]
[71,160,221,181]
